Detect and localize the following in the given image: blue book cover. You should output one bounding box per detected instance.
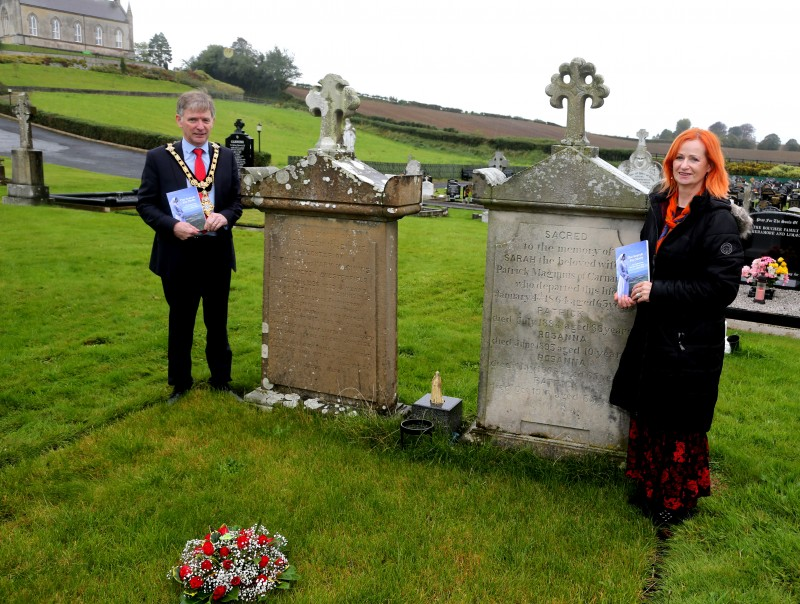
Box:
[167,186,206,231]
[615,240,650,297]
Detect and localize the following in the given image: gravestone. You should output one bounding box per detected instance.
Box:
[225,119,255,169]
[240,74,422,410]
[744,211,800,285]
[489,151,509,171]
[3,93,50,206]
[618,129,662,191]
[468,58,648,456]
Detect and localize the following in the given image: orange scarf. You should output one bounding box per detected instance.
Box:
[656,191,697,252]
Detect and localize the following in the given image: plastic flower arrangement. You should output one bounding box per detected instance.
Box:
[741,256,790,287]
[169,523,298,602]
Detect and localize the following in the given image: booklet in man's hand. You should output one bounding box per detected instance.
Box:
[615,240,650,297]
[167,186,206,231]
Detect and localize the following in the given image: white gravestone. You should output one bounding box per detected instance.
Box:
[618,129,662,191]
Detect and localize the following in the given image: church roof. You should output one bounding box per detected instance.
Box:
[20,0,129,22]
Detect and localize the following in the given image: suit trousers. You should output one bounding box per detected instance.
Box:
[160,238,233,390]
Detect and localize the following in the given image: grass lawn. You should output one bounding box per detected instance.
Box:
[0,198,797,603]
[0,63,190,93]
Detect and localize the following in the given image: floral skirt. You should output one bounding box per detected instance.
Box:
[625,417,711,513]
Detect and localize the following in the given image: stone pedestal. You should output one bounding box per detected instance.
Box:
[3,149,50,205]
[408,394,463,433]
[241,153,421,411]
[470,145,648,456]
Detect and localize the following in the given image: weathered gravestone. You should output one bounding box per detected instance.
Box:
[618,129,662,191]
[744,211,800,287]
[3,92,50,206]
[240,74,422,410]
[225,119,255,169]
[468,58,649,456]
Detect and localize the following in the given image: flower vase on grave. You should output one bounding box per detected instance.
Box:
[765,288,775,300]
[754,277,767,304]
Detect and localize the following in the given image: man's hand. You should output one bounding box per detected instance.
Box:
[173,221,201,240]
[204,212,228,232]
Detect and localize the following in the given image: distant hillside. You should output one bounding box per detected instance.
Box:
[286,86,800,165]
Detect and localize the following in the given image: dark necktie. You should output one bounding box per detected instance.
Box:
[192,148,206,181]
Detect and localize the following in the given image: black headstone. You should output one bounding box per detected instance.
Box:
[225,119,254,169]
[744,210,800,288]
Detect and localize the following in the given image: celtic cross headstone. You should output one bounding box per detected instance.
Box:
[545,57,609,146]
[305,73,361,153]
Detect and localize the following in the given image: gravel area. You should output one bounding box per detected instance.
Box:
[729,283,800,317]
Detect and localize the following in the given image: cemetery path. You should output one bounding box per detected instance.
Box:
[0,115,145,180]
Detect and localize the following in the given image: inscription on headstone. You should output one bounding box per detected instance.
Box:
[225,119,255,169]
[482,217,634,448]
[265,216,378,395]
[745,211,800,280]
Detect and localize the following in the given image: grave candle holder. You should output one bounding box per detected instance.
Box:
[754,276,767,304]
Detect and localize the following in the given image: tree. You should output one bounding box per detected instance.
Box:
[708,122,727,137]
[147,33,172,69]
[724,124,756,149]
[757,133,781,150]
[785,138,800,152]
[656,128,674,141]
[133,41,150,62]
[675,119,691,135]
[188,39,301,98]
[262,46,301,93]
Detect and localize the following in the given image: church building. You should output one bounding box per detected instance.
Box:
[0,0,134,58]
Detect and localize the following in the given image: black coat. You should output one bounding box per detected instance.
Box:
[609,190,745,432]
[136,142,242,279]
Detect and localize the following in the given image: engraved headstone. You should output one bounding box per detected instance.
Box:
[468,59,648,456]
[241,75,422,410]
[2,92,50,206]
[744,211,800,282]
[225,119,255,169]
[618,129,662,190]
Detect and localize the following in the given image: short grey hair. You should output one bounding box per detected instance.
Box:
[177,90,215,118]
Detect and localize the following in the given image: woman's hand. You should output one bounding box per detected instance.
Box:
[615,281,652,308]
[630,281,652,304]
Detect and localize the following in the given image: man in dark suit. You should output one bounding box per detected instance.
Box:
[137,90,243,403]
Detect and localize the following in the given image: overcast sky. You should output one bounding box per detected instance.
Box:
[131,0,797,143]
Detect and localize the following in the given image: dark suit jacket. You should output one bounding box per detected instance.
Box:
[137,141,242,279]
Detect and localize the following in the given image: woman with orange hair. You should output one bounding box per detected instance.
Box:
[610,128,752,534]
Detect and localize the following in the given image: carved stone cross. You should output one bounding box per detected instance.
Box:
[545,58,609,146]
[12,92,34,150]
[636,129,649,146]
[305,73,361,153]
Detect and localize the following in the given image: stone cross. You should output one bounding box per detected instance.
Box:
[636,129,648,146]
[305,73,361,153]
[545,58,609,146]
[12,92,34,150]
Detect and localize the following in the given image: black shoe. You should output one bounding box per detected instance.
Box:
[167,387,190,405]
[210,382,243,402]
